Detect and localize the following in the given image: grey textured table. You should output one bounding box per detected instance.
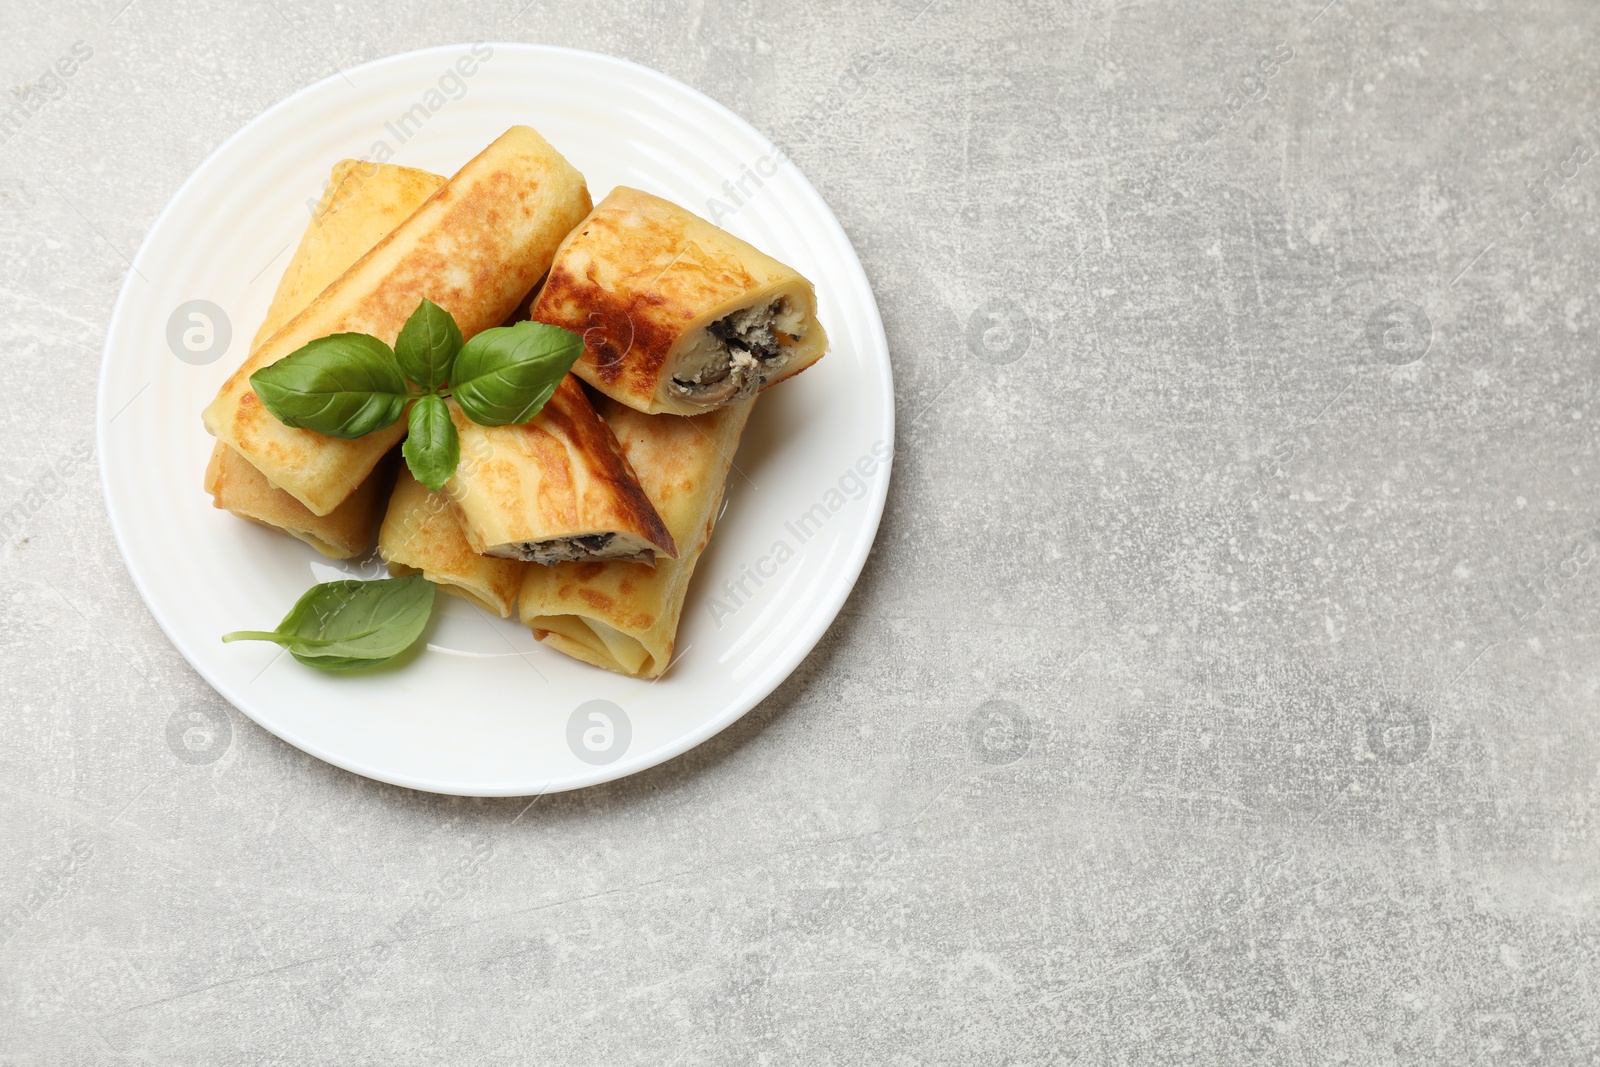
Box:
[3,1,1597,1062]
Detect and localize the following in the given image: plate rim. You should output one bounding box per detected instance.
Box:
[96,42,894,796]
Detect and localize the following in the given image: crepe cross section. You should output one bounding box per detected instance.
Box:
[206,124,826,680]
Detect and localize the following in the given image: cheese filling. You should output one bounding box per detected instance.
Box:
[489,532,656,566]
[668,299,805,406]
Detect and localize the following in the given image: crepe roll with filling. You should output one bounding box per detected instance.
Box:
[378,468,526,617]
[204,125,592,516]
[444,376,677,565]
[518,395,755,678]
[206,160,446,557]
[531,187,826,415]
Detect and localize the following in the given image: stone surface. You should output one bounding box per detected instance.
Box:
[2,1,1598,1062]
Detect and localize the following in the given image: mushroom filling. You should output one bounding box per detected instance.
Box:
[491,533,655,566]
[669,299,805,404]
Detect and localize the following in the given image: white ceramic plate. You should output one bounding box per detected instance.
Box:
[98,45,892,796]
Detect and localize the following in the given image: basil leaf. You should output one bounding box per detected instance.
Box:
[402,394,460,492]
[222,575,436,669]
[249,334,411,439]
[451,322,584,426]
[394,298,462,392]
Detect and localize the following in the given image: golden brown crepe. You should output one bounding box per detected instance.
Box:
[206,161,447,557]
[252,160,447,350]
[378,468,526,617]
[444,376,677,564]
[203,125,593,516]
[205,444,395,558]
[518,395,755,678]
[531,187,826,415]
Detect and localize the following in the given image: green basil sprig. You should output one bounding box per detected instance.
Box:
[248,300,583,492]
[222,574,435,671]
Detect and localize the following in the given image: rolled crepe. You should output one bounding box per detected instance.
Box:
[203,125,592,516]
[444,377,678,564]
[518,395,755,678]
[206,444,394,558]
[206,160,447,557]
[531,187,827,415]
[378,468,526,617]
[252,160,447,350]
